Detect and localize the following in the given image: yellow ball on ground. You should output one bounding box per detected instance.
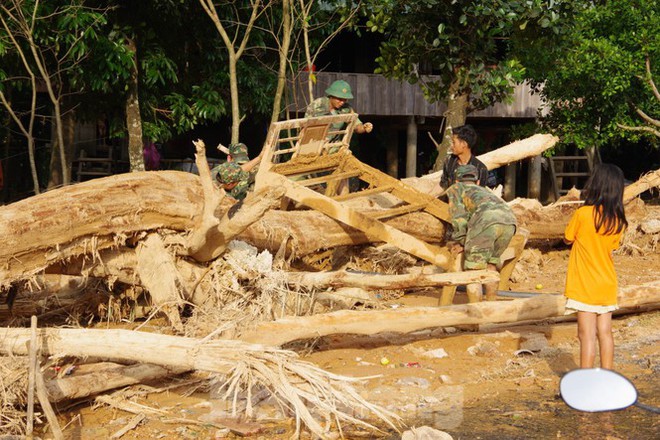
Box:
[535,283,543,290]
[380,357,390,366]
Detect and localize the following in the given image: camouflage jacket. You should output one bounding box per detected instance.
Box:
[304,97,362,136]
[227,169,257,201]
[210,163,255,201]
[446,182,517,245]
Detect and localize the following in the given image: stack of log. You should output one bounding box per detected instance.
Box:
[1,134,659,438]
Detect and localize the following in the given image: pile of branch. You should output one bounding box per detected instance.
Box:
[0,325,401,438]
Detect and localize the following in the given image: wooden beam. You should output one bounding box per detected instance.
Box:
[284,269,499,290]
[332,185,395,201]
[300,170,362,187]
[268,173,450,268]
[240,281,660,346]
[367,203,427,220]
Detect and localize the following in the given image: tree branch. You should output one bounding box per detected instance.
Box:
[616,123,660,138]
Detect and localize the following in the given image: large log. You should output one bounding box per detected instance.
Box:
[240,209,444,258]
[239,281,660,346]
[284,269,499,290]
[0,175,443,287]
[624,168,660,203]
[404,133,559,193]
[45,363,188,403]
[0,171,206,286]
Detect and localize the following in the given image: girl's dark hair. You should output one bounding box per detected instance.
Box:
[582,163,628,235]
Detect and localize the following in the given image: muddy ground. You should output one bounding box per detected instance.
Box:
[39,208,660,440]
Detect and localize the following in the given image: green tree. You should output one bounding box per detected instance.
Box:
[0,0,114,189]
[362,0,565,170]
[515,0,659,150]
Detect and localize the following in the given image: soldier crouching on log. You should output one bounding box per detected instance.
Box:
[446,164,517,301]
[212,142,264,201]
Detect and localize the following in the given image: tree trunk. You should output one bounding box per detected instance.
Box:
[0,171,206,286]
[623,168,660,203]
[432,79,468,171]
[126,37,145,172]
[270,0,292,124]
[241,209,444,258]
[45,363,188,403]
[406,133,559,194]
[240,281,660,346]
[283,269,498,290]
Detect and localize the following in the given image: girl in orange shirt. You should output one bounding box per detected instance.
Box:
[564,164,628,369]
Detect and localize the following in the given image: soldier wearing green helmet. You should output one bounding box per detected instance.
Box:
[304,79,374,150]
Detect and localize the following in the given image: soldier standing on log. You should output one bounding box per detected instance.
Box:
[305,80,373,150]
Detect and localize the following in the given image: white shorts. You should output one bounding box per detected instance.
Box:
[565,298,619,315]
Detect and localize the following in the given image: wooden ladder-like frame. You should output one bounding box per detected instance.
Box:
[254,114,452,269]
[254,114,526,300]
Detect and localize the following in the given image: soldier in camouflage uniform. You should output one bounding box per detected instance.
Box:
[211,142,263,201]
[446,164,517,301]
[213,161,251,200]
[305,80,373,149]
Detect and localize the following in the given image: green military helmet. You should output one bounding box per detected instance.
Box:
[454,164,479,182]
[214,161,247,185]
[229,142,249,164]
[324,80,354,100]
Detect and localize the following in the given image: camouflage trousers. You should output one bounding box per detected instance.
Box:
[463,224,516,270]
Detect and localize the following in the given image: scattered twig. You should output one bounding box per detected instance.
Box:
[110,413,146,439]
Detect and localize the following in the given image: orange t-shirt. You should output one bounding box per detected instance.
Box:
[565,206,623,306]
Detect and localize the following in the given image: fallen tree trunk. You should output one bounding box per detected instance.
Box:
[0,171,207,286]
[624,168,660,203]
[284,269,499,290]
[241,210,444,258]
[45,363,189,403]
[1,178,443,287]
[404,133,559,192]
[239,281,660,346]
[0,327,401,437]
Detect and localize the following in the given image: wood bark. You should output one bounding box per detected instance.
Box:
[410,133,559,193]
[0,171,205,286]
[284,269,499,290]
[623,168,660,203]
[239,281,660,346]
[45,363,188,403]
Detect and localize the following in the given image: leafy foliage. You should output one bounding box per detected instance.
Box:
[514,0,660,149]
[361,0,565,112]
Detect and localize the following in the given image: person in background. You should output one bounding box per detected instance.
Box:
[305,80,373,148]
[433,124,489,197]
[143,141,161,171]
[446,164,517,301]
[564,163,628,370]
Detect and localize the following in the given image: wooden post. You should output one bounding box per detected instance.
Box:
[386,129,399,178]
[527,155,542,199]
[406,116,417,177]
[27,316,37,438]
[504,163,516,201]
[439,252,463,306]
